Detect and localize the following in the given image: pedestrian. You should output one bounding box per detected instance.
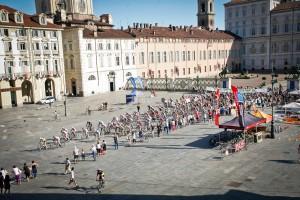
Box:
[65,158,71,174]
[164,119,169,134]
[23,163,31,182]
[132,132,136,144]
[73,146,79,164]
[0,172,3,194]
[54,110,58,120]
[157,123,162,137]
[101,140,107,155]
[12,165,22,185]
[31,161,38,178]
[96,141,101,156]
[68,167,78,188]
[113,134,119,150]
[4,175,10,194]
[91,145,97,161]
[81,149,86,161]
[0,168,7,179]
[137,105,140,113]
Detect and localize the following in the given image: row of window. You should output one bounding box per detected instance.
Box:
[3,41,59,52]
[244,57,300,68]
[0,28,58,38]
[0,11,23,23]
[85,42,135,51]
[227,3,268,19]
[143,49,232,65]
[141,65,222,78]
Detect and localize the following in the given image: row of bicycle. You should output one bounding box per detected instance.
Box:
[38,127,100,151]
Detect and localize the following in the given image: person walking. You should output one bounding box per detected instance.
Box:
[113,134,119,150]
[23,163,31,182]
[0,172,3,194]
[31,161,38,178]
[81,148,86,161]
[0,168,7,179]
[68,167,78,188]
[12,166,22,185]
[101,140,107,155]
[4,175,10,194]
[137,105,140,113]
[96,141,101,156]
[91,145,97,161]
[65,158,71,174]
[298,144,300,163]
[73,146,79,164]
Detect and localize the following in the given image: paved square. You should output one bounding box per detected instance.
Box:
[0,91,300,200]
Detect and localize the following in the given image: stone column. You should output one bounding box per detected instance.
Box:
[0,81,12,109]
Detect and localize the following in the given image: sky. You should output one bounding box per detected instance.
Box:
[0,0,228,29]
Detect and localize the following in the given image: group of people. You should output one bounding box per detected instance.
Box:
[0,161,38,194]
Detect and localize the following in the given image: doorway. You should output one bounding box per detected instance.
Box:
[110,82,115,92]
[45,79,55,97]
[71,80,77,96]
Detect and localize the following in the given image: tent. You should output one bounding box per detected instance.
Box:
[252,110,272,123]
[219,113,266,131]
[289,90,300,95]
[282,102,300,110]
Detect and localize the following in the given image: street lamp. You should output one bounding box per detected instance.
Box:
[270,72,275,139]
[64,93,68,117]
[165,74,168,90]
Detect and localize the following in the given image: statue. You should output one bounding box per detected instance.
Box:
[219,67,228,79]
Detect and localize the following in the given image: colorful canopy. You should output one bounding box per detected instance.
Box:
[219,113,266,131]
[252,110,273,123]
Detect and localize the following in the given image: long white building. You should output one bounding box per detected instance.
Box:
[0,5,65,109]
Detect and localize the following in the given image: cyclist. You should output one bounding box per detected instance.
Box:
[53,136,62,147]
[96,169,105,192]
[70,127,77,139]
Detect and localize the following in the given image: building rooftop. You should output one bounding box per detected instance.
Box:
[224,0,265,7]
[271,1,300,12]
[0,4,62,29]
[83,28,134,39]
[128,26,240,40]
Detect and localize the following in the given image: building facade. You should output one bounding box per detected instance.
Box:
[225,0,300,72]
[63,28,137,96]
[130,25,241,79]
[0,5,65,109]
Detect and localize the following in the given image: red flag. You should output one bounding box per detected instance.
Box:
[214,113,220,126]
[231,85,240,117]
[215,88,220,102]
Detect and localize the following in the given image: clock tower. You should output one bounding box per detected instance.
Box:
[197,0,215,30]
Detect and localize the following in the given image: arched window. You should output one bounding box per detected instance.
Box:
[0,11,8,22]
[88,75,96,80]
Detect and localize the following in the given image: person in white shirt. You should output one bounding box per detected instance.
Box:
[68,167,78,188]
[73,146,79,164]
[65,158,71,174]
[0,168,7,179]
[12,165,22,185]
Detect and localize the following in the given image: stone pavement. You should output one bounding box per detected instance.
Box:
[0,91,300,200]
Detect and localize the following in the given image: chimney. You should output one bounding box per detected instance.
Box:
[144,23,146,28]
[149,24,152,29]
[121,26,124,31]
[133,23,136,28]
[155,23,158,27]
[93,31,98,37]
[180,25,183,29]
[140,23,143,28]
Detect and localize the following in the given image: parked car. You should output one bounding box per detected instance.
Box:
[37,96,55,104]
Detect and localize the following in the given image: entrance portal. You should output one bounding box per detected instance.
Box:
[21,80,33,104]
[108,71,116,92]
[71,79,77,96]
[45,79,55,97]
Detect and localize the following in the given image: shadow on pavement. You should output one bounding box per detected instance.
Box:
[185,134,213,149]
[269,160,299,164]
[3,190,300,200]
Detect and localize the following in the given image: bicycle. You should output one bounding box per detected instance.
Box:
[97,179,105,193]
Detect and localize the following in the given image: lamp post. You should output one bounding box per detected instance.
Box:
[64,93,68,117]
[270,72,275,139]
[165,74,168,90]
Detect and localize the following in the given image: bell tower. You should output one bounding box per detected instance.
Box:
[197,0,215,30]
